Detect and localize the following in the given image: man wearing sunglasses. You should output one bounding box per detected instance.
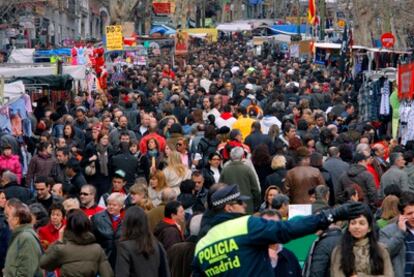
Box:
[193,184,366,277]
[80,184,104,218]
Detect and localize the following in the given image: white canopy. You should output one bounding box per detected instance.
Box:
[7,48,35,63]
[216,23,252,32]
[0,65,86,80]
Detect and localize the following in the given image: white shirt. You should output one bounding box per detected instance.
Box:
[211,166,221,183]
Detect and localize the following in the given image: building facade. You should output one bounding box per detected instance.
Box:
[0,0,110,49]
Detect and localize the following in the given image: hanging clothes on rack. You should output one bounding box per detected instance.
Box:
[358,76,382,122]
[399,100,414,145]
[0,105,12,134]
[390,87,400,139]
[379,80,390,116]
[0,94,33,137]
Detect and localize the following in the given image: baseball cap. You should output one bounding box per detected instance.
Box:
[114,169,126,179]
[211,184,250,208]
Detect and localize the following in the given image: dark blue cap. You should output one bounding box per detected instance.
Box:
[211,184,250,208]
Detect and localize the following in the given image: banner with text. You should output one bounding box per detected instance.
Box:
[105,25,123,51]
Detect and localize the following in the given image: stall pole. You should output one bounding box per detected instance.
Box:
[0,76,4,105]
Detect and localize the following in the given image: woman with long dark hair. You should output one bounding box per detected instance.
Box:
[116,206,169,277]
[251,144,273,192]
[330,205,393,277]
[40,209,113,277]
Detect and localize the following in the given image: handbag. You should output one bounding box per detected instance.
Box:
[85,162,96,176]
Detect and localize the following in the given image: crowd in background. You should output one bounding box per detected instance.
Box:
[0,37,413,277]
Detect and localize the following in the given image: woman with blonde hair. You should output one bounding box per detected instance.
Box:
[162,151,191,195]
[377,195,400,228]
[148,170,169,206]
[259,186,281,211]
[264,155,287,196]
[129,181,154,212]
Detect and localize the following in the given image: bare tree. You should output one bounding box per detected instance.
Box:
[338,0,414,49]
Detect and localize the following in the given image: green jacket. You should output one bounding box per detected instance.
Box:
[40,231,113,277]
[219,161,261,213]
[4,224,42,277]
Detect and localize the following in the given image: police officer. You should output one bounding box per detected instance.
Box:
[192,184,366,277]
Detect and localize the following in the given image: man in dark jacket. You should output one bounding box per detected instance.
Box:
[1,171,31,203]
[323,147,349,200]
[51,147,70,184]
[91,193,125,269]
[64,158,87,197]
[109,116,137,152]
[338,152,378,206]
[244,121,273,153]
[110,142,140,189]
[30,176,62,211]
[154,201,185,250]
[192,184,365,276]
[303,220,343,277]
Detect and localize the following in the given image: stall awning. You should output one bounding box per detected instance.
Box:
[216,23,252,32]
[150,25,176,35]
[8,75,73,90]
[314,42,341,49]
[0,65,86,80]
[270,24,307,35]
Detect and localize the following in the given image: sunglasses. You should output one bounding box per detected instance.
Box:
[176,143,183,147]
[80,192,91,196]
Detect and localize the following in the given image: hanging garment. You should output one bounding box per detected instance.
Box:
[379,80,390,116]
[400,101,413,145]
[0,106,12,133]
[390,88,400,139]
[9,97,28,120]
[11,114,22,136]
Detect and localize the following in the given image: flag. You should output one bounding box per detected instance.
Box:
[339,23,349,77]
[308,0,317,25]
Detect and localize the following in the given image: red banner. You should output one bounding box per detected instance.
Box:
[398,62,414,100]
[153,2,171,14]
[175,31,189,56]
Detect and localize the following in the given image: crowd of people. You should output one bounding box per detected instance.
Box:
[0,36,413,277]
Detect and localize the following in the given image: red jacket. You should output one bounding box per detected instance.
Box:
[38,222,64,250]
[139,132,166,154]
[367,164,380,189]
[162,69,175,79]
[82,205,105,219]
[0,154,22,183]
